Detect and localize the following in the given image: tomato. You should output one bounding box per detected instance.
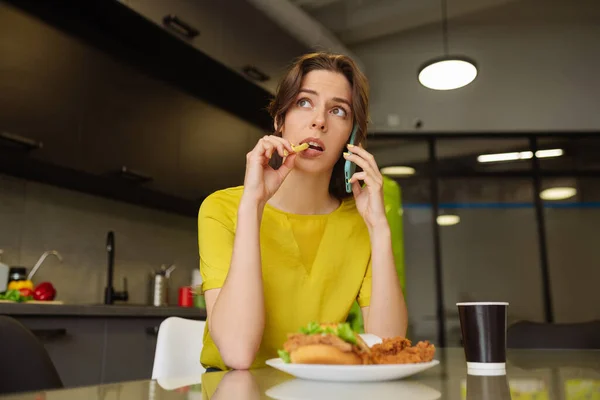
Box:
[19,288,34,298]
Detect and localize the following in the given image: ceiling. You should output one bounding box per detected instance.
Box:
[288,0,524,45]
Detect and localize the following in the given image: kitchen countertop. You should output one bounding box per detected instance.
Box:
[0,302,206,318]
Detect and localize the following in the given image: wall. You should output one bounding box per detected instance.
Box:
[351,0,600,132]
[0,173,198,305]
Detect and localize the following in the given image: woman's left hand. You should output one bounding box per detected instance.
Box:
[343,144,389,230]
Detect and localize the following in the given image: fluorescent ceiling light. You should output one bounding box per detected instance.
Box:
[540,187,577,201]
[477,149,563,163]
[536,149,564,158]
[418,58,478,90]
[380,166,416,176]
[437,215,460,226]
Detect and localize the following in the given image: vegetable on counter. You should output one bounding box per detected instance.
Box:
[33,282,57,301]
[7,279,34,291]
[0,289,33,302]
[0,282,57,302]
[19,288,34,298]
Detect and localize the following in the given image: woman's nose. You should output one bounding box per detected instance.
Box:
[311,122,326,131]
[311,111,327,131]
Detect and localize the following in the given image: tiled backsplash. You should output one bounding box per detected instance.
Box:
[0,174,199,305]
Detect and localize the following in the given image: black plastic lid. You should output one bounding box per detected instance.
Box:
[8,267,27,275]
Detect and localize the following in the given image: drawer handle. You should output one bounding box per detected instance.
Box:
[106,166,153,184]
[0,131,43,151]
[31,328,67,340]
[146,326,159,336]
[162,14,199,39]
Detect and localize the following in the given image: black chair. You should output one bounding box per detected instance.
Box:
[0,316,63,395]
[507,319,600,349]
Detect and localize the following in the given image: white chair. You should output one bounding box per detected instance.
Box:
[151,317,207,381]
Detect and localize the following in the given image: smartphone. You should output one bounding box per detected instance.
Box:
[344,123,359,193]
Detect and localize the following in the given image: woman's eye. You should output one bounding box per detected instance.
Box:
[297,99,311,108]
[331,107,347,117]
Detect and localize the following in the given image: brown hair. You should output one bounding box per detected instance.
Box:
[267,52,370,200]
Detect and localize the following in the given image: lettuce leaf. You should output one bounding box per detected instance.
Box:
[336,322,357,344]
[299,321,322,335]
[278,349,291,363]
[297,321,357,344]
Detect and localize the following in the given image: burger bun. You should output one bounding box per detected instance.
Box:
[290,344,362,365]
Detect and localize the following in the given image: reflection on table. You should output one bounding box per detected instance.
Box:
[0,348,598,400]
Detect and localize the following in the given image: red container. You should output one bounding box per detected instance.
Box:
[178,286,194,307]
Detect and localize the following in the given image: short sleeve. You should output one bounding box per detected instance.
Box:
[198,194,236,294]
[357,256,372,307]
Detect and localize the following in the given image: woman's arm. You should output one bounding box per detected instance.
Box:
[205,198,265,370]
[363,223,408,337]
[204,135,297,369]
[344,144,408,338]
[209,370,260,400]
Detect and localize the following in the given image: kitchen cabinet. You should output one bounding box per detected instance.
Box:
[10,314,201,388]
[125,0,225,68]
[78,49,182,196]
[102,319,159,383]
[177,99,260,200]
[16,318,105,388]
[0,3,86,170]
[121,0,307,94]
[1,0,286,216]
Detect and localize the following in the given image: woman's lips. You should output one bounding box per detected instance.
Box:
[299,137,326,151]
[299,147,325,158]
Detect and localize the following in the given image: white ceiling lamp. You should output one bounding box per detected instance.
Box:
[380,166,416,176]
[540,187,577,201]
[477,148,564,163]
[418,0,477,90]
[437,215,460,226]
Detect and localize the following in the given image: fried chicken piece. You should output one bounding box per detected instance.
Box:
[415,340,436,362]
[370,338,436,364]
[370,337,412,356]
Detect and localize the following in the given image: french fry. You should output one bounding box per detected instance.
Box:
[291,143,309,152]
[283,142,309,157]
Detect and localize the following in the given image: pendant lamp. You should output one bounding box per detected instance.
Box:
[418,0,477,90]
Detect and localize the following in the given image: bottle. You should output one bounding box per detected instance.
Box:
[148,264,176,306]
[0,250,9,293]
[191,269,205,308]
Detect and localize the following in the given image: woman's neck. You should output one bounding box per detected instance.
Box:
[268,169,340,215]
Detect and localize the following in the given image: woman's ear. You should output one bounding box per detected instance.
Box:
[274,116,285,136]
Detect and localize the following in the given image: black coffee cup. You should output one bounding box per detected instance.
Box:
[457,302,509,373]
[466,374,512,400]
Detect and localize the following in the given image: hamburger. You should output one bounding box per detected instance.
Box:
[278,322,371,365]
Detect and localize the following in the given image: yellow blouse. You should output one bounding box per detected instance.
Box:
[198,186,372,370]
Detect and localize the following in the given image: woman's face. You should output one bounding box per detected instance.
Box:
[279,69,354,174]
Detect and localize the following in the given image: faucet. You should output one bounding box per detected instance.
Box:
[104,231,128,305]
[28,250,63,280]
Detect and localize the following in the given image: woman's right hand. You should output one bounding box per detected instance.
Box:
[242,135,297,206]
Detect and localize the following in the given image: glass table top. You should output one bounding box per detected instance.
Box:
[2,348,598,400]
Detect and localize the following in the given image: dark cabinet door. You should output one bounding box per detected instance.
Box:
[78,49,181,196]
[16,317,105,388]
[178,99,260,200]
[0,3,86,169]
[102,318,161,383]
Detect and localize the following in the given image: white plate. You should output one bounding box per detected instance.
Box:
[266,378,441,400]
[267,333,438,382]
[265,358,439,382]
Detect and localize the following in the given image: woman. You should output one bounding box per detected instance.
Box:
[198,52,407,371]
